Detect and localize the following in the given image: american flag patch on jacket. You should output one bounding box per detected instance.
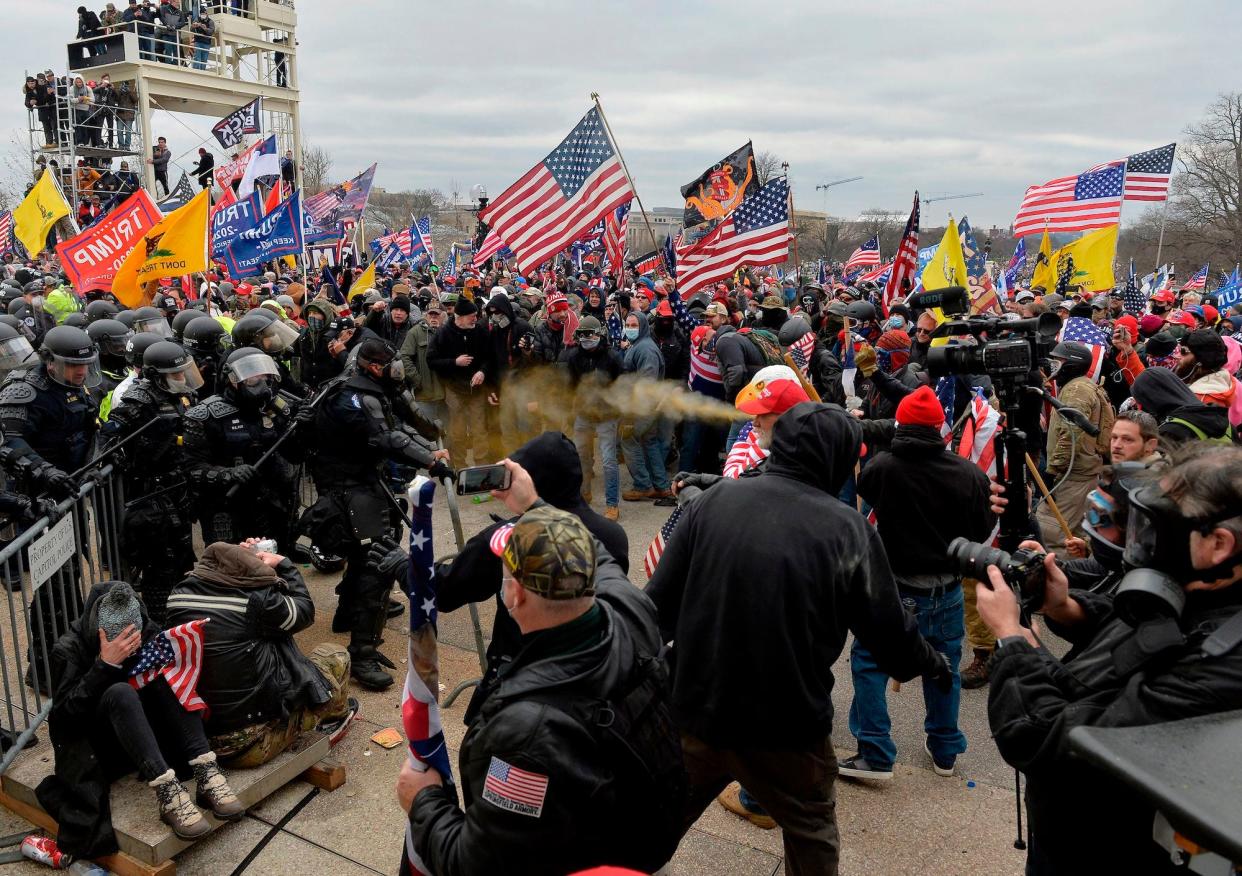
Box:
[482,757,549,817]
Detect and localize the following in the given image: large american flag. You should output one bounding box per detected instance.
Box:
[401,478,454,876]
[857,260,893,285]
[1181,264,1208,291]
[0,211,12,257]
[1012,162,1125,236]
[844,235,881,271]
[883,193,920,312]
[128,619,208,713]
[1121,143,1176,203]
[602,200,631,277]
[1058,316,1111,382]
[480,107,634,274]
[675,177,790,297]
[473,227,505,267]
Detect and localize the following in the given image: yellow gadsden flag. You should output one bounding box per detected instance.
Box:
[1051,224,1118,295]
[1030,226,1055,292]
[352,260,377,298]
[920,220,970,346]
[112,188,210,308]
[13,170,70,257]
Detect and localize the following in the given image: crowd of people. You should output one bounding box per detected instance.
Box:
[0,236,1241,876]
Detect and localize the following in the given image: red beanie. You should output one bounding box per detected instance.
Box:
[895,384,945,429]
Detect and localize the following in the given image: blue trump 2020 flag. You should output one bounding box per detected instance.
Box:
[223,190,304,276]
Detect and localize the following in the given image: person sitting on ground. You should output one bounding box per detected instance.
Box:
[164,540,356,768]
[39,581,243,858]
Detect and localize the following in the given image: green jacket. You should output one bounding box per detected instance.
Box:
[399,319,444,403]
[1046,376,1115,478]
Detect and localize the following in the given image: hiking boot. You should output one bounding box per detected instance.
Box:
[650,488,674,500]
[924,739,956,777]
[717,782,776,830]
[621,488,654,502]
[189,751,244,819]
[603,506,619,522]
[838,753,893,782]
[150,769,211,838]
[960,647,993,690]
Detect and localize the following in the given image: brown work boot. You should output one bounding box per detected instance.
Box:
[717,782,776,830]
[621,488,654,502]
[189,751,245,819]
[150,769,211,838]
[960,647,994,690]
[603,506,619,521]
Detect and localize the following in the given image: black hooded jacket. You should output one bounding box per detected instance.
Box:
[483,294,534,379]
[646,402,942,749]
[858,424,996,578]
[1131,367,1234,444]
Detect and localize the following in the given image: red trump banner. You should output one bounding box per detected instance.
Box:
[55,189,162,292]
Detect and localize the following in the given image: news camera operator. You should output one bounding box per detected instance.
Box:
[976,442,1242,875]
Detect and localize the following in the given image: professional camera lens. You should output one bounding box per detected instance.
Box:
[947,537,1008,581]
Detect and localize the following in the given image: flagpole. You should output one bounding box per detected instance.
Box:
[590,93,661,259]
[785,164,801,284]
[1153,200,1169,273]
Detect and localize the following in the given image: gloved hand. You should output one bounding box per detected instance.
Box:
[672,471,723,494]
[367,535,408,581]
[228,464,257,486]
[854,343,877,378]
[428,459,454,482]
[41,466,77,501]
[295,403,317,430]
[928,651,954,694]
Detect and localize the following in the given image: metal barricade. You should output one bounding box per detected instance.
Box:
[0,465,126,775]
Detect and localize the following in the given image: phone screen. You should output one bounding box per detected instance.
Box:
[457,464,510,495]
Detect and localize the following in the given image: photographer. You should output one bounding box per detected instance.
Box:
[978,443,1242,875]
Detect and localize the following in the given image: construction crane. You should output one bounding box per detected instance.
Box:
[921,192,984,206]
[815,176,864,193]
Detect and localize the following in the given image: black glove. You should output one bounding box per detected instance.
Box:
[928,651,953,694]
[295,403,317,430]
[228,464,257,486]
[367,535,408,581]
[41,466,77,501]
[672,471,723,493]
[428,459,454,482]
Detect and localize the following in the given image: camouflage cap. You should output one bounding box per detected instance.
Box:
[490,506,596,599]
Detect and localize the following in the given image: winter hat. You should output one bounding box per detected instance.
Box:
[1143,331,1177,360]
[895,385,945,429]
[1114,314,1139,342]
[545,291,569,313]
[390,295,411,314]
[1138,314,1165,338]
[875,328,912,371]
[1182,328,1228,371]
[97,582,142,641]
[453,295,478,316]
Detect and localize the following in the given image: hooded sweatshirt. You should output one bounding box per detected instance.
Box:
[646,402,941,749]
[1132,367,1234,444]
[622,311,664,380]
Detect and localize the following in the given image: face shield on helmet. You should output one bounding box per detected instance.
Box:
[46,348,101,389]
[153,359,204,394]
[0,334,35,374]
[226,350,281,385]
[251,319,300,354]
[132,314,173,339]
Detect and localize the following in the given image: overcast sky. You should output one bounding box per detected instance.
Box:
[6,0,1239,228]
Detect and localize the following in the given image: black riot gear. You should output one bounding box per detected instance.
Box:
[142,341,205,395]
[124,331,164,369]
[221,347,279,410]
[0,322,36,378]
[171,308,208,341]
[39,325,101,389]
[131,306,173,339]
[84,299,119,323]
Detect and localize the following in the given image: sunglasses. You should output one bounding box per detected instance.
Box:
[915,327,933,336]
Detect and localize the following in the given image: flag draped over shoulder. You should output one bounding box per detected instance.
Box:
[680,141,755,227]
[112,188,210,308]
[1050,224,1118,295]
[13,170,70,256]
[401,477,454,876]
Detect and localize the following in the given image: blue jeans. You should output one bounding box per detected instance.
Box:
[724,418,744,452]
[573,416,619,506]
[847,584,966,770]
[193,39,210,69]
[621,416,670,492]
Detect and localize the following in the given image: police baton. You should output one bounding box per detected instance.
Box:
[69,415,163,481]
[224,383,333,501]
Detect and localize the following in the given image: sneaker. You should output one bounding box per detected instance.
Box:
[716,782,776,830]
[603,506,619,521]
[924,739,956,777]
[318,696,360,746]
[838,753,893,782]
[621,488,654,502]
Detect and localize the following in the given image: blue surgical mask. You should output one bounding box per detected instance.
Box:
[623,327,640,341]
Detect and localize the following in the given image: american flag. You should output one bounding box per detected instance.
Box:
[602,201,631,277]
[483,757,549,816]
[844,235,881,271]
[473,227,505,267]
[1121,143,1176,203]
[128,619,208,713]
[411,215,434,262]
[675,177,790,297]
[480,107,634,274]
[401,478,455,876]
[643,504,683,579]
[1012,162,1124,236]
[957,390,1000,477]
[1058,316,1110,382]
[857,261,893,285]
[723,420,769,479]
[788,331,816,378]
[1122,259,1146,316]
[0,211,12,257]
[884,193,920,312]
[1181,264,1208,291]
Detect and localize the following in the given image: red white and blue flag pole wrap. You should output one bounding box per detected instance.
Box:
[400,476,455,876]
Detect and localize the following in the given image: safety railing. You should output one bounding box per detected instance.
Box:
[0,465,126,775]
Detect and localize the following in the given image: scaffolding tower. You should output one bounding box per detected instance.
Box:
[24,1,302,220]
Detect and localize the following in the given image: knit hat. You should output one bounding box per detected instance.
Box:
[895,385,945,429]
[1138,314,1165,338]
[545,291,569,312]
[390,295,411,313]
[453,295,478,316]
[1114,314,1139,342]
[1182,328,1228,371]
[875,329,912,372]
[97,582,142,641]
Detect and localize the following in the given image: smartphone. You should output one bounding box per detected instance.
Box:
[456,464,512,496]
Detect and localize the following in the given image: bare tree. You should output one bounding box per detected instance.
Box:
[301,143,332,195]
[754,151,784,187]
[1170,92,1242,264]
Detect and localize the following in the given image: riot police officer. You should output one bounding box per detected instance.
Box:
[83,298,120,324]
[86,318,133,400]
[0,322,36,382]
[304,338,451,690]
[182,317,230,398]
[107,341,203,622]
[232,311,305,397]
[171,308,207,343]
[0,326,101,690]
[182,347,307,556]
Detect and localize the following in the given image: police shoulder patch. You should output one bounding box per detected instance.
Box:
[207,398,239,419]
[480,756,548,818]
[0,381,37,405]
[184,405,209,422]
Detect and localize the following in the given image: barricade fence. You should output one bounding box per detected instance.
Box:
[0,464,126,775]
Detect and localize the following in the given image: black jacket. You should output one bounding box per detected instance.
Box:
[988,586,1242,875]
[483,295,534,379]
[809,342,845,406]
[858,424,996,579]
[1131,367,1234,444]
[410,567,678,875]
[646,402,942,749]
[713,324,764,402]
[428,319,495,390]
[37,581,161,858]
[165,543,327,734]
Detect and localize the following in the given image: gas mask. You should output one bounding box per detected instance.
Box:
[234,376,274,410]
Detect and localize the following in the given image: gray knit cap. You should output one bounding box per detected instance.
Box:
[97,582,142,641]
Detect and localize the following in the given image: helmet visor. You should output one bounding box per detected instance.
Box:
[228,351,280,384]
[133,316,173,339]
[254,320,300,353]
[95,330,133,357]
[0,336,35,372]
[48,352,101,388]
[160,360,204,394]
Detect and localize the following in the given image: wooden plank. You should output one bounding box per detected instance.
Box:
[301,759,345,791]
